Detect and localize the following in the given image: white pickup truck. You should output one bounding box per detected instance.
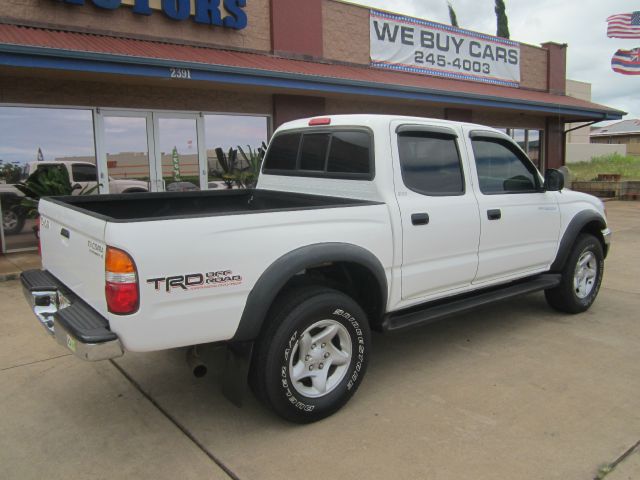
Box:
[21,115,611,423]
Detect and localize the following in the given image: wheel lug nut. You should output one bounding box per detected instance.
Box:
[312,343,317,349]
[324,352,330,358]
[321,343,326,348]
[319,363,324,369]
[309,365,314,371]
[305,355,311,361]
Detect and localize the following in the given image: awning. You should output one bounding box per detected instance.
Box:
[0,23,625,121]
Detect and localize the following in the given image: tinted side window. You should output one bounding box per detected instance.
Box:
[327,131,371,174]
[472,139,539,194]
[71,164,97,182]
[300,133,329,171]
[398,133,464,195]
[263,133,301,171]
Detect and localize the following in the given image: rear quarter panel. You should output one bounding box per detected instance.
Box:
[105,203,393,351]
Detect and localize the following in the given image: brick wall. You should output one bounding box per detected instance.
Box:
[322,0,369,65]
[325,98,444,118]
[473,110,546,129]
[0,0,271,52]
[519,44,548,91]
[0,74,273,114]
[322,0,549,93]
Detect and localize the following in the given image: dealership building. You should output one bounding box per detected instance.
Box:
[0,0,624,252]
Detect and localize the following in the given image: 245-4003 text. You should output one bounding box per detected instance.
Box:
[414,52,491,75]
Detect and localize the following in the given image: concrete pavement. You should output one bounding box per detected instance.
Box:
[1,201,639,479]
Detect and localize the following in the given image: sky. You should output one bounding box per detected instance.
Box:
[351,0,639,120]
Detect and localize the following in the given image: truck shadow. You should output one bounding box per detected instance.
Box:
[112,291,569,430]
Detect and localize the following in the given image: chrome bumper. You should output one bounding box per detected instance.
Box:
[21,272,123,362]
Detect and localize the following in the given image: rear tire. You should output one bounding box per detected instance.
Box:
[250,286,371,423]
[545,233,604,313]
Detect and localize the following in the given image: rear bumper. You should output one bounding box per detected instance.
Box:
[21,270,123,361]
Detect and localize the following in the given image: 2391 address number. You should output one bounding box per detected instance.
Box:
[170,68,192,79]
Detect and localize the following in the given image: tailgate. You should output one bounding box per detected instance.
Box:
[39,198,108,317]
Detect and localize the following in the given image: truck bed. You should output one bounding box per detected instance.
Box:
[44,189,379,222]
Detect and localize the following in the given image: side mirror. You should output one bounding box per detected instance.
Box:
[544,169,564,191]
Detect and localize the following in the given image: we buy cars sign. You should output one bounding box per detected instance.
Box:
[370,10,521,87]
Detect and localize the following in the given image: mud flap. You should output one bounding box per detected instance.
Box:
[221,341,254,407]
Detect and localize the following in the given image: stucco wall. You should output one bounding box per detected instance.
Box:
[566,143,627,163]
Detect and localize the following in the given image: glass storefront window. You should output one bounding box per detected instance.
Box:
[0,107,95,252]
[204,114,269,189]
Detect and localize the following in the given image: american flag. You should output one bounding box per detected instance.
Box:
[607,11,640,38]
[611,48,640,75]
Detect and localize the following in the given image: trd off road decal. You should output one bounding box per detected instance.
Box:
[147,270,242,293]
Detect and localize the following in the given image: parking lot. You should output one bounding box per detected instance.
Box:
[1,201,638,480]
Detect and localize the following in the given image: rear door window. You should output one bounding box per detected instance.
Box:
[398,132,464,196]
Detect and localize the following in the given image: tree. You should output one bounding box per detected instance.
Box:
[448,2,459,28]
[495,0,510,39]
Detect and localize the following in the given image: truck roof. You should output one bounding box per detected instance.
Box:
[276,114,503,135]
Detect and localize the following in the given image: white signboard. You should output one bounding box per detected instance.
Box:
[370,10,521,87]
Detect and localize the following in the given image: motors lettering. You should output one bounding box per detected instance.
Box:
[147,270,242,292]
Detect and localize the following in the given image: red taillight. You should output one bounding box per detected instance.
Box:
[105,246,139,315]
[308,117,331,126]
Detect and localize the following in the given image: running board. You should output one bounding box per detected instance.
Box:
[382,274,562,333]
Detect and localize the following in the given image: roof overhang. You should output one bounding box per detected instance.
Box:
[0,24,626,122]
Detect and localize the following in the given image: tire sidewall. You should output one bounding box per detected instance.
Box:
[266,292,370,421]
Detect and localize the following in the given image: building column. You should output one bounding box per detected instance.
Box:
[270,0,323,59]
[545,116,565,170]
[541,42,567,95]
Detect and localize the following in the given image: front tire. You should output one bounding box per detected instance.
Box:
[250,286,371,423]
[545,233,604,313]
[2,207,25,235]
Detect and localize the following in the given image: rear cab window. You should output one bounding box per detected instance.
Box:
[263,128,374,180]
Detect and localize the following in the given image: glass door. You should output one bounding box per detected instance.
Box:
[94,111,156,194]
[152,113,206,192]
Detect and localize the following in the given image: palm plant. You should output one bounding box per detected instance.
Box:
[15,164,98,216]
[215,147,239,189]
[237,141,267,188]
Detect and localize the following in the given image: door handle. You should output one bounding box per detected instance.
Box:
[411,213,430,225]
[487,209,501,220]
[60,228,70,239]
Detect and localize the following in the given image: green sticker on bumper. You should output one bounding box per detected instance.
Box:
[66,335,77,352]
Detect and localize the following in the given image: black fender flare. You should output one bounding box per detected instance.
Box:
[231,243,388,342]
[550,210,607,272]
